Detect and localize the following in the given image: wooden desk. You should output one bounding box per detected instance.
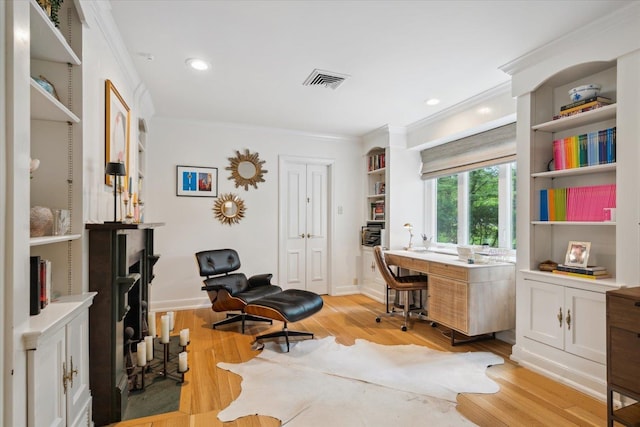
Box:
[384,250,515,344]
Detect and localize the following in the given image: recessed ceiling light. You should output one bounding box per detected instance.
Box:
[425,98,440,106]
[185,58,210,71]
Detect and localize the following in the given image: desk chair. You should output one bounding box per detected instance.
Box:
[373,246,428,331]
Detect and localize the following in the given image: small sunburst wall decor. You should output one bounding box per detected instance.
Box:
[213,193,246,225]
[226,149,268,191]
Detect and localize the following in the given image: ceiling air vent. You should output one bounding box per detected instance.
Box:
[302,69,350,90]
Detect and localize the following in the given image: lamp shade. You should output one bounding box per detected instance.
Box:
[105,162,126,176]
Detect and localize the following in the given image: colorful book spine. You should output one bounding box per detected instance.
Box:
[552,127,616,170]
[539,183,616,222]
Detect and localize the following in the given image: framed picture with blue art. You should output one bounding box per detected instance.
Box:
[176,165,218,197]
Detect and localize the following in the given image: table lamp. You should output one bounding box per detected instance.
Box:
[404,223,413,249]
[105,162,126,223]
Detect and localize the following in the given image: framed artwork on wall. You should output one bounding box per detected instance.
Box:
[105,79,131,188]
[177,165,218,197]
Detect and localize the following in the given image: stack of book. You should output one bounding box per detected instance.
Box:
[553,96,613,120]
[552,264,610,280]
[552,127,616,170]
[370,200,385,221]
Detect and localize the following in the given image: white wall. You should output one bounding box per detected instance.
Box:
[146,118,363,310]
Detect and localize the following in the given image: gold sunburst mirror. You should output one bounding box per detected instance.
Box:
[213,193,246,225]
[226,149,268,191]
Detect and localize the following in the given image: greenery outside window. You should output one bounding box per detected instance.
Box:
[429,161,516,250]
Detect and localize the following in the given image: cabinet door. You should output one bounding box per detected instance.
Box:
[428,276,468,333]
[362,250,378,285]
[564,287,606,364]
[28,327,66,427]
[522,279,564,349]
[66,310,92,426]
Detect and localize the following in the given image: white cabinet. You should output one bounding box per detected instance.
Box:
[522,278,606,364]
[360,247,386,299]
[24,294,95,427]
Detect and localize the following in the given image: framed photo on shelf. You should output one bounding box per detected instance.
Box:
[105,79,131,188]
[176,165,218,197]
[565,241,591,268]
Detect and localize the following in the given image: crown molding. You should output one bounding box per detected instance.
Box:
[80,0,154,116]
[154,116,361,144]
[406,81,511,133]
[500,2,640,78]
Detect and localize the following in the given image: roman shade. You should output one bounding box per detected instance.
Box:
[420,122,516,180]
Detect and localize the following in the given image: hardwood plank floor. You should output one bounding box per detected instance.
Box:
[109,294,611,427]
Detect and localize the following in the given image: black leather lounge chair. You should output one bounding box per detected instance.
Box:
[195,248,282,333]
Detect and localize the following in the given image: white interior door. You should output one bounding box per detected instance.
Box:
[279,159,329,294]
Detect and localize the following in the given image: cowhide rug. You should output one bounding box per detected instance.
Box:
[217,336,503,426]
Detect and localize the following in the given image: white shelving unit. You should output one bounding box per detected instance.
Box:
[502,8,640,399]
[25,1,94,425]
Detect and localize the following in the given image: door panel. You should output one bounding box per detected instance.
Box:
[564,287,606,363]
[306,164,327,294]
[280,159,329,293]
[522,279,564,349]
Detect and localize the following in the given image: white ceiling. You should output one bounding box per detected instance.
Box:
[108,0,631,138]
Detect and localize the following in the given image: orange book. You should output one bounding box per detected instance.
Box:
[547,188,555,221]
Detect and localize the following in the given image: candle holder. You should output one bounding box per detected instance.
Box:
[123,199,133,224]
[143,336,190,385]
[129,363,146,392]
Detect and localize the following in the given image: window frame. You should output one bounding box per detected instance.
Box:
[424,161,516,251]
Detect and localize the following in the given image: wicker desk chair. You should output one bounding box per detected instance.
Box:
[373,246,428,331]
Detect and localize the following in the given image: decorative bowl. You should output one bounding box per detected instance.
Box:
[568,84,601,102]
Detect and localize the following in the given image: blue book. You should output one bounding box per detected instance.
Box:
[540,189,548,221]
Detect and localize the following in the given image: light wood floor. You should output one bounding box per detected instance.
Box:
[109,294,611,427]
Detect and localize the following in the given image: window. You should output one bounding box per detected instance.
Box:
[430,161,516,249]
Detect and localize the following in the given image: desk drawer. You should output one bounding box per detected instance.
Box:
[385,254,429,274]
[608,294,640,332]
[429,262,468,281]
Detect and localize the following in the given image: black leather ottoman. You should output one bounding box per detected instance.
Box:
[244,289,324,351]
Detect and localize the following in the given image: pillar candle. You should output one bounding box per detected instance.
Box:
[178,351,188,373]
[167,311,175,331]
[136,341,146,367]
[160,315,170,344]
[144,335,154,362]
[179,328,189,346]
[148,311,156,337]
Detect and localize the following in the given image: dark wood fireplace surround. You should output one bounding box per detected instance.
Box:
[86,223,163,426]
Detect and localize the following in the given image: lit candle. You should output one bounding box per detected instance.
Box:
[160,315,170,344]
[144,335,154,362]
[179,328,189,346]
[167,311,175,331]
[178,351,188,373]
[136,341,146,367]
[148,311,156,337]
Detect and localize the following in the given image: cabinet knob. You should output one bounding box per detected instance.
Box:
[566,309,571,330]
[300,234,305,238]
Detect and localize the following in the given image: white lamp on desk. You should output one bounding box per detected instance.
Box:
[404,223,413,250]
